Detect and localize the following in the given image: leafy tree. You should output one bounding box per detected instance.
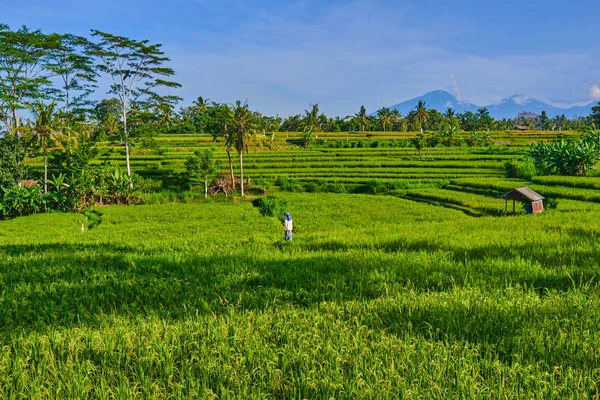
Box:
[0,25,59,131]
[304,103,320,131]
[47,34,97,115]
[537,111,551,130]
[553,114,567,132]
[228,101,255,197]
[459,111,478,131]
[0,134,23,189]
[185,148,218,199]
[301,125,313,148]
[411,131,427,158]
[281,114,302,132]
[88,30,181,185]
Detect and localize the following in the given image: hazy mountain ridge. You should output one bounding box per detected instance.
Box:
[382,90,595,119]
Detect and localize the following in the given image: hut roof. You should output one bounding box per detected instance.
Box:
[500,186,544,201]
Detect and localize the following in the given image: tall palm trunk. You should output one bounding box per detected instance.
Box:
[226,149,235,187]
[239,151,244,197]
[44,146,48,194]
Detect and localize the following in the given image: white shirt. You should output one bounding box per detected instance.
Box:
[284,220,293,231]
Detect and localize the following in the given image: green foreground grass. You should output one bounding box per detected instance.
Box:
[1,193,600,398]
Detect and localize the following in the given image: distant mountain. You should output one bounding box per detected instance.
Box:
[378,90,595,120]
[485,95,594,119]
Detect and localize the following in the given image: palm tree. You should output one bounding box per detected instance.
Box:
[414,100,428,134]
[28,101,65,193]
[377,107,392,132]
[354,106,370,132]
[444,108,456,119]
[390,109,401,131]
[193,96,210,113]
[228,101,255,197]
[477,108,491,131]
[304,103,320,130]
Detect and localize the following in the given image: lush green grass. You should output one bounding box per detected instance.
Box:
[1,193,600,398]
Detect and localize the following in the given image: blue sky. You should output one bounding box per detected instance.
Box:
[4,0,600,116]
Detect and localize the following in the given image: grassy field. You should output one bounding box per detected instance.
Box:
[5,129,600,397]
[1,191,600,398]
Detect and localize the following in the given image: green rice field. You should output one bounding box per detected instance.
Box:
[4,130,600,398]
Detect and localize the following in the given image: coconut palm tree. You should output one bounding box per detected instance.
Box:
[414,100,428,134]
[377,107,392,132]
[444,108,456,119]
[27,101,65,193]
[477,107,491,131]
[228,101,256,197]
[354,105,370,132]
[304,103,320,131]
[390,109,402,131]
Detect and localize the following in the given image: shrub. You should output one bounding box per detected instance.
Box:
[0,184,45,218]
[252,195,287,217]
[504,158,537,180]
[366,179,387,194]
[325,181,347,194]
[277,177,302,192]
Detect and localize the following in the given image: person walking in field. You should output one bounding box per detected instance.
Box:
[284,212,293,241]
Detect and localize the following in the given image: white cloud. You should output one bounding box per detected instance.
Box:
[587,84,600,100]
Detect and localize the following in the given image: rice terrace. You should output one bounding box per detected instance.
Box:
[3,3,600,399]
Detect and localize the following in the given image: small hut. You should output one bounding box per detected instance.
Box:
[500,186,544,214]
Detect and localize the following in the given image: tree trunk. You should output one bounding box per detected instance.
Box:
[44,147,48,194]
[125,140,132,186]
[12,107,19,130]
[239,151,244,197]
[123,106,132,188]
[227,149,235,186]
[204,175,208,199]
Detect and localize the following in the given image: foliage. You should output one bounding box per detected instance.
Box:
[0,134,23,189]
[411,131,427,158]
[252,195,287,217]
[504,158,537,180]
[529,130,600,176]
[301,125,313,148]
[185,148,219,198]
[0,184,45,218]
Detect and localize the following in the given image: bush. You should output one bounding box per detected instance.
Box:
[277,177,302,192]
[252,195,287,217]
[504,158,537,180]
[325,182,347,194]
[0,184,45,218]
[366,179,387,194]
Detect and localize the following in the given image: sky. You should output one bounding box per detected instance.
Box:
[4,0,600,116]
